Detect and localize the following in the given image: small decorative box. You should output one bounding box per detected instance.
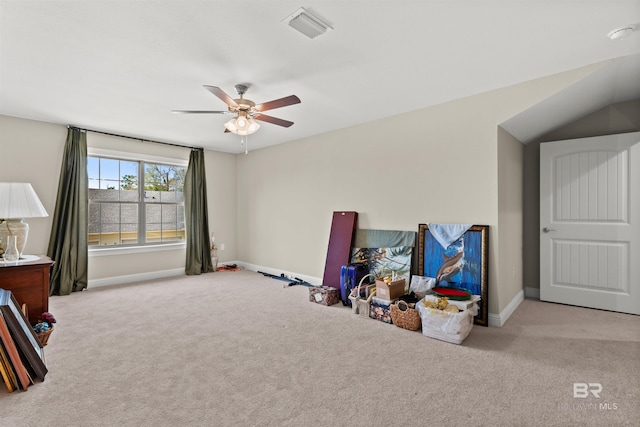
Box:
[309,286,340,306]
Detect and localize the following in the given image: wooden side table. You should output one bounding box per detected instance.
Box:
[0,255,54,324]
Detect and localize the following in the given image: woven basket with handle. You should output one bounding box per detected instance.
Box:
[390,300,421,331]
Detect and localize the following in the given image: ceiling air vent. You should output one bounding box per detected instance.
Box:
[283,7,332,39]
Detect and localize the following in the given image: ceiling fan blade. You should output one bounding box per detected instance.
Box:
[254,95,301,112]
[172,110,230,114]
[203,85,238,108]
[254,113,294,128]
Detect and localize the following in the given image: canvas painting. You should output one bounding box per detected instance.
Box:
[351,246,412,287]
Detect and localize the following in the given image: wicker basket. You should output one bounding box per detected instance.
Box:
[21,304,53,346]
[349,273,376,317]
[36,328,53,346]
[390,300,422,331]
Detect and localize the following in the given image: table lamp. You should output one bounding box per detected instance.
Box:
[0,183,49,259]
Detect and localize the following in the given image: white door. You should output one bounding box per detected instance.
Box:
[540,132,640,315]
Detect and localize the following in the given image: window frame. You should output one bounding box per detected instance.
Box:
[87,148,188,256]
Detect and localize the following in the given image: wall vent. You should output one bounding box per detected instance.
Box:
[282,7,332,39]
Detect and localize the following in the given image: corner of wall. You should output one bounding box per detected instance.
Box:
[488,289,525,327]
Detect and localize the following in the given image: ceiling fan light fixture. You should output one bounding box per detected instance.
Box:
[235,120,260,136]
[283,7,332,39]
[225,116,260,136]
[176,84,298,148]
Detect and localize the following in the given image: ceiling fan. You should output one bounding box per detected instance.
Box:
[172,84,301,136]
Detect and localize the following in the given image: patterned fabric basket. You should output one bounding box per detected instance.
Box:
[390,300,421,331]
[369,297,394,323]
[349,273,376,317]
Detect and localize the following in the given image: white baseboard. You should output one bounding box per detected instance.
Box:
[237,261,530,327]
[236,262,322,286]
[88,268,186,288]
[89,261,526,328]
[86,260,323,289]
[487,289,525,327]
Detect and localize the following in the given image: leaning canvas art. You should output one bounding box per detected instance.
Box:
[350,229,416,292]
[351,246,413,285]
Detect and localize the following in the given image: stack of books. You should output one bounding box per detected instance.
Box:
[0,289,47,392]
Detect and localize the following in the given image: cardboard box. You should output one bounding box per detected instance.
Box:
[375,278,405,300]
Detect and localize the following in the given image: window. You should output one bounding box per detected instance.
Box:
[88,156,186,247]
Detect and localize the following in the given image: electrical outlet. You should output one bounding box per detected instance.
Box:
[220,243,225,251]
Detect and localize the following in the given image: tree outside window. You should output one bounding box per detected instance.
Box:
[88,157,186,247]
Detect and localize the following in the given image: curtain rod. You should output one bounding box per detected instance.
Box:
[68,125,203,151]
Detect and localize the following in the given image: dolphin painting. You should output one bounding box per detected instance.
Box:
[435,251,463,284]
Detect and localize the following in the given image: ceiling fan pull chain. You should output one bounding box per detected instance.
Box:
[240,135,248,154]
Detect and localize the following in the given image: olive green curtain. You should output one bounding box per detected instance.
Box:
[184,149,213,275]
[47,128,88,295]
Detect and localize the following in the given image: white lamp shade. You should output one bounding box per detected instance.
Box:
[224,118,238,133]
[0,183,49,219]
[247,119,260,134]
[225,116,260,136]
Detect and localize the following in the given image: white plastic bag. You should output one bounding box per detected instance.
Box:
[416,296,480,344]
[409,275,436,295]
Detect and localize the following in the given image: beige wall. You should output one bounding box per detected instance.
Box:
[496,127,524,310]
[236,98,499,278]
[0,116,66,256]
[236,65,599,319]
[0,116,238,283]
[204,148,237,263]
[0,63,606,322]
[522,99,640,293]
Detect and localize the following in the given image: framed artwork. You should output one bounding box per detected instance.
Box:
[418,224,489,326]
[0,313,30,390]
[0,289,47,381]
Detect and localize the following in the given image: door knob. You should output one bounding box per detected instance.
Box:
[542,227,556,233]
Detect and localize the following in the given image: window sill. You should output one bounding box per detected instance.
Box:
[88,242,187,257]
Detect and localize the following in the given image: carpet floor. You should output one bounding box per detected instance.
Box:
[1,269,638,426]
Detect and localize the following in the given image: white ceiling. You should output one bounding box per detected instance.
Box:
[1,1,639,153]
